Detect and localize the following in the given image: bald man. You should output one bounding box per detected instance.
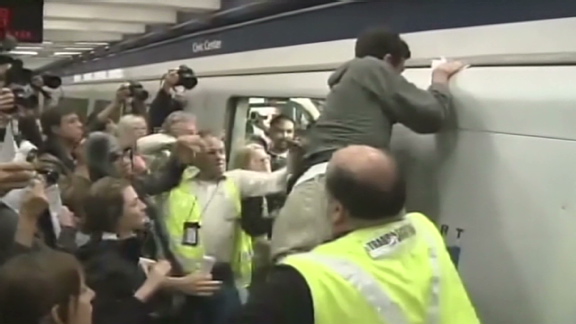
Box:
[231,146,479,324]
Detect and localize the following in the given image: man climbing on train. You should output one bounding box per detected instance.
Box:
[270,27,465,261]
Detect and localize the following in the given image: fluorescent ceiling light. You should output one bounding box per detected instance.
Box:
[54,51,81,56]
[75,42,107,46]
[16,46,43,50]
[42,41,53,45]
[64,47,93,51]
[10,51,38,55]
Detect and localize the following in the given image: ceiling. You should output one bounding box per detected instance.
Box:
[12,0,221,70]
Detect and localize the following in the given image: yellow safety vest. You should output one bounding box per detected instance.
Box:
[282,212,480,324]
[164,167,253,287]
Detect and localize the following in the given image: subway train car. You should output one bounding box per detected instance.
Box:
[58,2,576,324]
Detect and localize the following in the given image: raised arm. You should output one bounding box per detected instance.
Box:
[360,58,464,133]
[229,168,289,198]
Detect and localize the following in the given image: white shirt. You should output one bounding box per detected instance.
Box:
[188,168,288,262]
[294,162,329,188]
[14,140,37,162]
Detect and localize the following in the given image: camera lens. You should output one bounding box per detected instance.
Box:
[176,66,198,90]
[42,75,62,89]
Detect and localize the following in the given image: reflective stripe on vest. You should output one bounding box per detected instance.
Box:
[407,213,441,324]
[287,213,444,324]
[298,253,409,324]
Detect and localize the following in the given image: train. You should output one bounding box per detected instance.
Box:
[55,3,576,323]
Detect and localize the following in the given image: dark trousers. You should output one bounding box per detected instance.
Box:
[178,281,242,324]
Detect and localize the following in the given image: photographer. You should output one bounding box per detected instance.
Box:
[87,81,149,133]
[32,74,63,113]
[148,66,197,132]
[0,173,48,265]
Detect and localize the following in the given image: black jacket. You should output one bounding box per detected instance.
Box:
[148,89,183,131]
[0,203,76,265]
[76,237,154,324]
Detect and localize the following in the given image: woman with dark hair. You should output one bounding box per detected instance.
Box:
[0,249,94,324]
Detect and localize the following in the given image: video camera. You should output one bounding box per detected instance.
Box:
[0,35,62,111]
[174,65,198,90]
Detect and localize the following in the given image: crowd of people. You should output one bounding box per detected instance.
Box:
[0,27,481,324]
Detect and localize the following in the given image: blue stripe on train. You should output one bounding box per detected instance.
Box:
[55,0,576,76]
[447,246,462,269]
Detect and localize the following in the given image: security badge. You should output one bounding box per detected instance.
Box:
[182,222,200,246]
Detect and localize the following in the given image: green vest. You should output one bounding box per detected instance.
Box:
[165,167,253,287]
[282,212,480,324]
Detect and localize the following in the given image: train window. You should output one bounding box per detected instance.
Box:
[58,97,90,122]
[245,97,322,139]
[226,96,324,167]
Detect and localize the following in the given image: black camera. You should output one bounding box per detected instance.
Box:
[41,74,62,90]
[6,66,39,111]
[175,65,198,90]
[0,36,47,112]
[126,81,149,101]
[25,149,60,187]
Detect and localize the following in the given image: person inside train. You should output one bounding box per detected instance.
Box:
[260,114,296,219]
[231,145,480,324]
[0,249,95,324]
[270,27,466,261]
[148,69,190,132]
[159,131,290,324]
[76,176,176,324]
[261,114,293,170]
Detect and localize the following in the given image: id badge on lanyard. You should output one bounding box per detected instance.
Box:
[182,222,200,246]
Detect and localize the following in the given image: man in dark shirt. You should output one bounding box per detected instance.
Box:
[271,28,465,261]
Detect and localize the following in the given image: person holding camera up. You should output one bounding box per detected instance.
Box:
[87,81,149,133]
[148,66,197,133]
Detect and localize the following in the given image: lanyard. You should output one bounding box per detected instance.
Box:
[185,180,221,222]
